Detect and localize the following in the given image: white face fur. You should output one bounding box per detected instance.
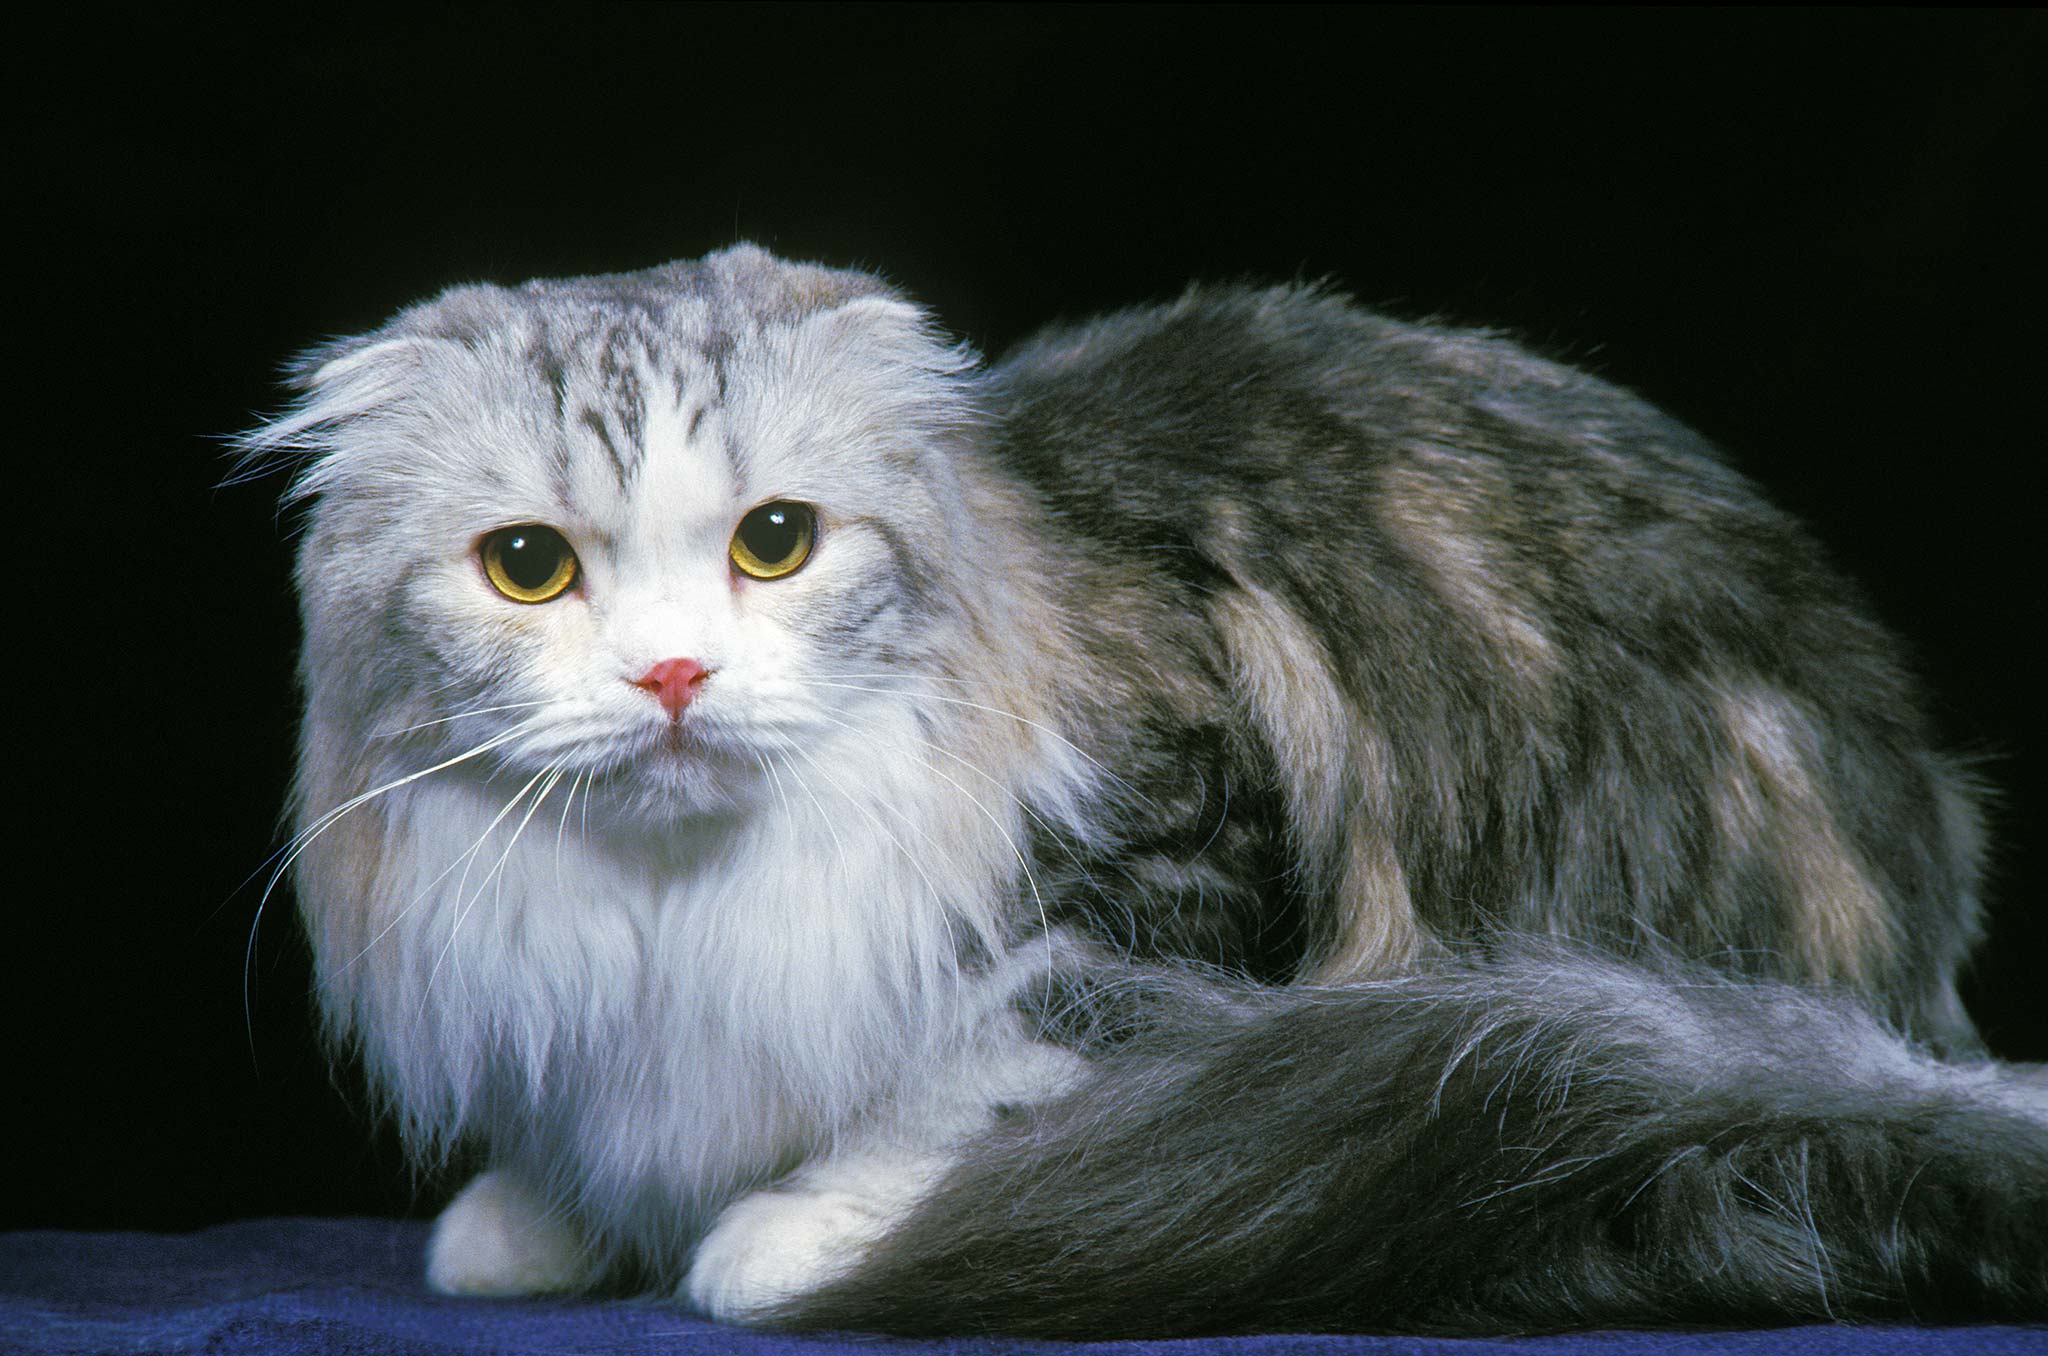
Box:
[285,254,998,832]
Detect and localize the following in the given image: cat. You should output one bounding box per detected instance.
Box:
[243,244,2046,1336]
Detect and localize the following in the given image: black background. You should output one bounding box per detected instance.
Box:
[14,7,2043,1232]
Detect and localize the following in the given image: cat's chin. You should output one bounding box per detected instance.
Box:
[579,733,773,828]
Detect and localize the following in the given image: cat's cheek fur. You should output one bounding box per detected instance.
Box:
[427,1170,593,1297]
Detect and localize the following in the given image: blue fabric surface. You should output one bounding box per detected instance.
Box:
[2,1218,2042,1356]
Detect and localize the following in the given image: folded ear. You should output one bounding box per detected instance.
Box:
[230,332,439,499]
[293,332,428,389]
[804,294,982,380]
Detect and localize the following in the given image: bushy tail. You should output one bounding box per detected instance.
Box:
[782,954,2048,1337]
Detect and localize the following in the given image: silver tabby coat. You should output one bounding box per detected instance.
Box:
[250,246,2045,1335]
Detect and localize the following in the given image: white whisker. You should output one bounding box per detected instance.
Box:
[375,699,557,740]
[336,759,553,978]
[554,768,586,888]
[767,749,850,881]
[788,743,950,911]
[807,707,1059,1002]
[753,751,797,828]
[421,764,563,1012]
[243,717,546,1043]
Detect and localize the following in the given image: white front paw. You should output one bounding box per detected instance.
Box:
[685,1187,887,1323]
[427,1170,591,1297]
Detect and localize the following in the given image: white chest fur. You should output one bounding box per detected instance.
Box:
[322,737,1042,1270]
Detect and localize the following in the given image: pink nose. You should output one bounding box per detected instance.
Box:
[632,657,709,720]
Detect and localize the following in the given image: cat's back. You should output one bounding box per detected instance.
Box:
[993,284,1769,548]
[985,285,1985,1052]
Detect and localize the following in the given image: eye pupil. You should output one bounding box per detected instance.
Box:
[501,535,554,588]
[745,511,797,561]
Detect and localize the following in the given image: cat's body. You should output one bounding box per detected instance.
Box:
[252,246,2044,1336]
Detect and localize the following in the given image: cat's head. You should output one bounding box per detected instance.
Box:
[248,246,1003,825]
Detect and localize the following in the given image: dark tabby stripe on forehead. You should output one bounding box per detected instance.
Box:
[574,406,633,488]
[595,326,650,484]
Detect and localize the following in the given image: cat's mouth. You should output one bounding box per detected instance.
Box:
[621,717,705,764]
[630,712,751,772]
[559,719,760,821]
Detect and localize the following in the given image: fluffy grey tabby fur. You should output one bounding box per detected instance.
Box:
[246,245,2046,1335]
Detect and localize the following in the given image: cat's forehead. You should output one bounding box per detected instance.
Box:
[277,246,969,536]
[411,249,930,501]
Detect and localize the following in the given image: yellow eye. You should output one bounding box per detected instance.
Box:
[730,501,817,581]
[480,525,579,603]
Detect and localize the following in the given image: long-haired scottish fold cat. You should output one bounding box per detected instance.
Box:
[246,244,2046,1336]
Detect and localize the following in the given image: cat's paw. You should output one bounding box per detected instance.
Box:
[684,1186,889,1324]
[426,1170,591,1297]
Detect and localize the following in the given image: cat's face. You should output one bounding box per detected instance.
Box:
[283,249,986,825]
